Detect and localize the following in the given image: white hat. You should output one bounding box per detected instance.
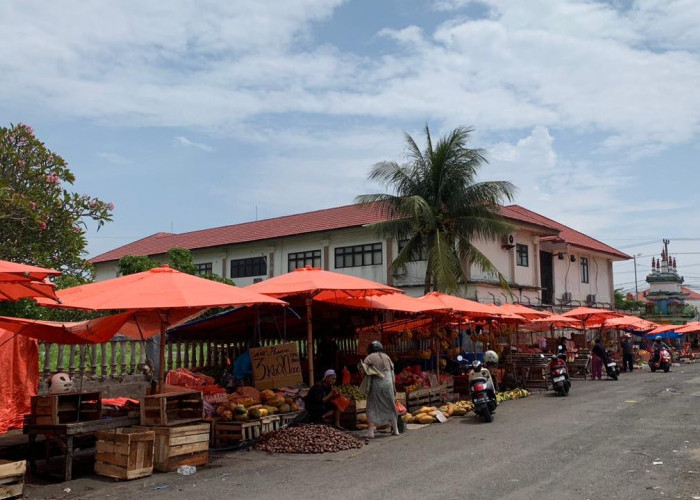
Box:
[323,369,336,379]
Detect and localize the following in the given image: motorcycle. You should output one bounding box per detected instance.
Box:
[549,356,571,396]
[649,347,672,372]
[604,350,620,380]
[458,356,498,423]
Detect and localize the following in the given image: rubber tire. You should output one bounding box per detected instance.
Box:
[483,408,493,423]
[650,365,656,372]
[563,384,570,396]
[663,364,670,373]
[610,372,618,381]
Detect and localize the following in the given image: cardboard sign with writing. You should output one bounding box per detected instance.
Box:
[250,343,303,390]
[428,373,439,388]
[357,330,382,355]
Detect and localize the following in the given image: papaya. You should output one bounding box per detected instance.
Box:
[263,405,278,415]
[248,408,262,419]
[452,407,467,416]
[417,415,435,424]
[234,413,250,422]
[233,405,248,415]
[278,404,291,414]
[222,410,233,421]
[260,389,276,402]
[290,402,299,411]
[419,406,433,414]
[259,408,269,418]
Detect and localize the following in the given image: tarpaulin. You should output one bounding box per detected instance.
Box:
[0,329,38,433]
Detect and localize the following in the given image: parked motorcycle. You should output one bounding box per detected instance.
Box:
[461,358,498,423]
[649,347,672,373]
[604,350,620,380]
[549,356,571,396]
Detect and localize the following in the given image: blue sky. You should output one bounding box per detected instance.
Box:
[1,0,699,293]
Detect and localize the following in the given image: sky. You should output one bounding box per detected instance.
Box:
[1,0,699,293]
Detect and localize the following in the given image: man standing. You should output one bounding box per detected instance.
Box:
[621,333,634,372]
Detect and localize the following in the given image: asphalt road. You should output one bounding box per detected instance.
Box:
[26,363,700,500]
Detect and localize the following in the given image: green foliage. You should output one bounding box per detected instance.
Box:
[118,255,158,276]
[167,247,196,274]
[614,288,645,311]
[199,273,236,286]
[356,125,516,294]
[0,123,113,277]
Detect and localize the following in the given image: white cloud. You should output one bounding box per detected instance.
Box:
[175,136,214,152]
[97,152,131,164]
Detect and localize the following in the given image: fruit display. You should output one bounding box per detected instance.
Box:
[336,384,365,400]
[255,424,364,454]
[214,387,300,421]
[495,389,530,403]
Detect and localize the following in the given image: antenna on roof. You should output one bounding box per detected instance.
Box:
[255,205,258,221]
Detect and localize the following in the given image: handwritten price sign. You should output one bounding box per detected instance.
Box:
[250,343,303,390]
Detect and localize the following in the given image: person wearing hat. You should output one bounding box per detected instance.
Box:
[620,333,634,372]
[305,369,342,428]
[362,340,398,438]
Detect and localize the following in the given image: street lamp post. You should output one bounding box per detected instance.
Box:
[633,253,643,299]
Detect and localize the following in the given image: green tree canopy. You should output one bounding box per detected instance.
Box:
[356,125,516,294]
[0,123,113,277]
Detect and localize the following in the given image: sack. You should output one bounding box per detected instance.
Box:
[358,374,371,396]
[332,394,351,412]
[395,401,407,414]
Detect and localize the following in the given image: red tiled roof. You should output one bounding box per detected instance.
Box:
[90,202,629,264]
[501,205,630,260]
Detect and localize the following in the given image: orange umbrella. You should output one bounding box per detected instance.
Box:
[245,266,402,383]
[498,303,552,320]
[47,265,287,389]
[646,324,679,336]
[0,259,61,302]
[527,314,583,328]
[315,293,450,315]
[676,321,700,334]
[561,306,623,329]
[417,292,501,319]
[603,315,657,332]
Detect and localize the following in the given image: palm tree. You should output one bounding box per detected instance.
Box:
[356,125,516,295]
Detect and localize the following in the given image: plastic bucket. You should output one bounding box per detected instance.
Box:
[397,414,407,433]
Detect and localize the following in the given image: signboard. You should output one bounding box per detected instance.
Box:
[357,330,382,355]
[428,373,439,388]
[250,343,303,390]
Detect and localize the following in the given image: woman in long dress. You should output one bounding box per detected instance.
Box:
[363,340,398,438]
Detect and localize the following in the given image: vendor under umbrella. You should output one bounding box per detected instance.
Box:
[305,369,342,428]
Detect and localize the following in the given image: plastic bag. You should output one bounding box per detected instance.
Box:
[332,394,351,412]
[342,366,351,385]
[395,401,407,414]
[358,374,371,396]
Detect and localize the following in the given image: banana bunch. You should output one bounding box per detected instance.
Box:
[496,389,531,402]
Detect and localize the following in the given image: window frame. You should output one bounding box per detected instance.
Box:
[288,250,322,272]
[194,262,213,276]
[580,257,589,283]
[334,243,382,269]
[516,243,529,267]
[230,256,267,279]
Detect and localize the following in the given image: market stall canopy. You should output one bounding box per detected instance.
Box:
[245,266,401,383]
[0,259,61,302]
[314,293,450,315]
[527,314,584,329]
[676,321,700,334]
[417,292,503,320]
[603,315,658,332]
[498,303,552,320]
[646,324,680,336]
[0,310,198,344]
[40,265,287,389]
[561,306,623,327]
[244,266,402,300]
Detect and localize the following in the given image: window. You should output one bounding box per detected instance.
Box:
[581,257,589,283]
[288,250,321,272]
[398,239,427,261]
[334,243,382,269]
[194,262,212,276]
[516,244,529,267]
[230,257,267,278]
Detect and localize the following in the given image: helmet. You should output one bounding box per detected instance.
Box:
[368,340,383,353]
[484,350,499,364]
[472,360,483,372]
[551,355,558,362]
[655,336,662,342]
[48,373,73,394]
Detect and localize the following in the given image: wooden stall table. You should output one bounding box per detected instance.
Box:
[24,416,139,482]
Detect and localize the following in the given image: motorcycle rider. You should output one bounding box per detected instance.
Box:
[468,360,497,405]
[652,335,671,364]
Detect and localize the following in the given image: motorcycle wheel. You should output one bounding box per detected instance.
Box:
[563,384,570,396]
[610,372,618,381]
[663,363,670,373]
[483,408,493,423]
[650,365,656,372]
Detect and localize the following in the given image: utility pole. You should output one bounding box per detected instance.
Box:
[633,254,639,299]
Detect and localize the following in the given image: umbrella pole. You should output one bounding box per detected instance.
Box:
[158,320,167,392]
[306,297,315,385]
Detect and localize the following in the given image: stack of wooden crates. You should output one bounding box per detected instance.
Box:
[0,460,25,500]
[136,390,210,472]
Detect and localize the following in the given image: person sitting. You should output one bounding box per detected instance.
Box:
[652,336,671,363]
[304,369,342,428]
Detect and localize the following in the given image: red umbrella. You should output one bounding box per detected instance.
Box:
[47,265,287,389]
[645,324,678,336]
[561,306,623,329]
[315,293,450,315]
[603,315,657,332]
[417,292,502,319]
[676,321,700,334]
[245,266,402,383]
[0,259,61,302]
[498,303,552,320]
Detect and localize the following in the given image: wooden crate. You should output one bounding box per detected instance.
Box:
[137,422,210,472]
[30,392,101,425]
[94,428,155,481]
[340,401,366,430]
[140,391,204,427]
[278,412,301,426]
[260,415,280,435]
[210,420,260,448]
[0,460,25,500]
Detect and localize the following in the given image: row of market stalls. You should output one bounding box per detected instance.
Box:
[0,260,699,486]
